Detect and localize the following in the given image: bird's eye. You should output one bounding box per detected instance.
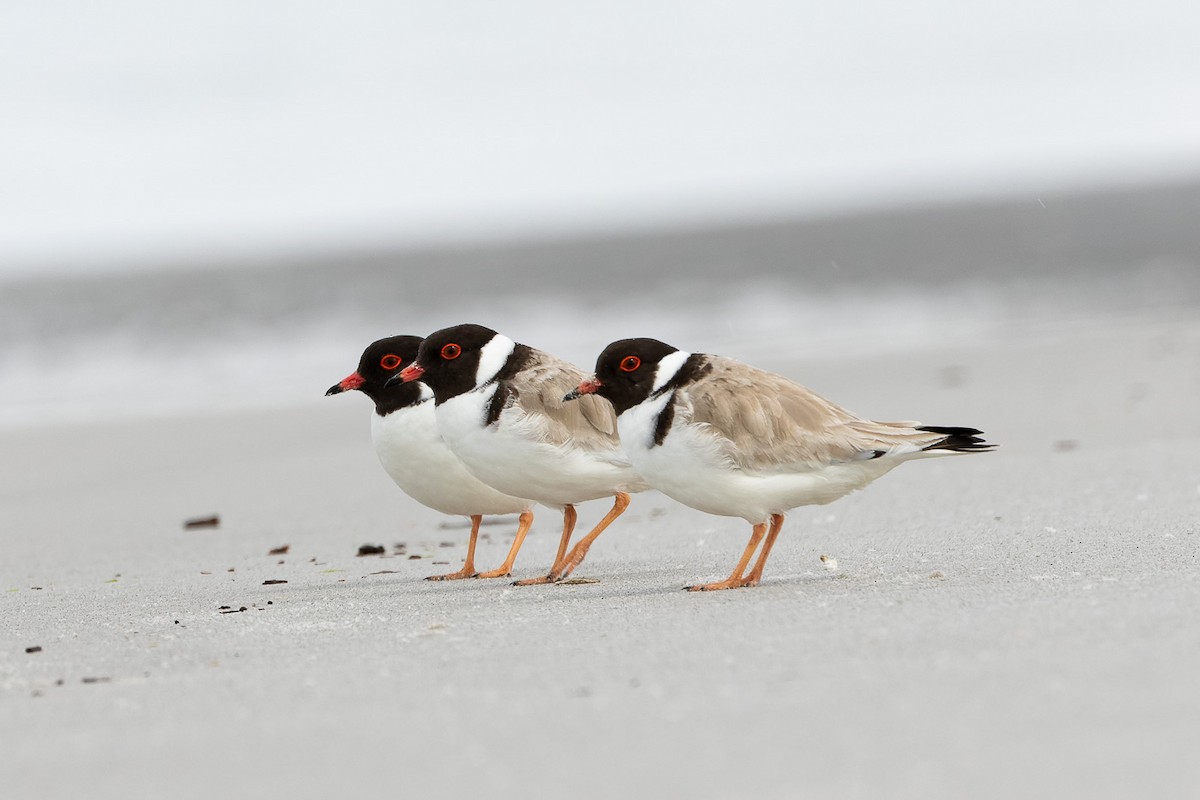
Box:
[620,355,641,372]
[380,354,402,370]
[441,343,462,360]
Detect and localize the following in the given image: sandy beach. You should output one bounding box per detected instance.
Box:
[4,280,1198,798]
[6,2,1199,792]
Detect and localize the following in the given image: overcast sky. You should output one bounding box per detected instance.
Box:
[3,0,1199,274]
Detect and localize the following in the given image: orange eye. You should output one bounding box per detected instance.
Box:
[441,343,462,360]
[619,355,641,372]
[380,354,402,370]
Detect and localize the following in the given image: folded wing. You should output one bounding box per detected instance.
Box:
[680,356,967,472]
[509,349,620,450]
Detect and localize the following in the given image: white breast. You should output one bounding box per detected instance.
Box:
[435,386,640,507]
[371,401,530,516]
[618,392,902,524]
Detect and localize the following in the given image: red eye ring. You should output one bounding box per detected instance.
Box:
[380,354,402,370]
[441,343,462,360]
[619,355,641,372]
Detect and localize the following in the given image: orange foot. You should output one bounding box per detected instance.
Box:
[684,520,774,592]
[474,567,512,579]
[685,576,759,592]
[512,574,556,586]
[425,567,478,581]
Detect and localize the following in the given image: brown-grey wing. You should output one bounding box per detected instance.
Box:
[507,349,618,448]
[682,357,939,471]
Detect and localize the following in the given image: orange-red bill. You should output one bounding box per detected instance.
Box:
[562,377,601,403]
[326,372,365,395]
[397,363,425,383]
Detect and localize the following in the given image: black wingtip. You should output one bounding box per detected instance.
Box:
[917,425,996,452]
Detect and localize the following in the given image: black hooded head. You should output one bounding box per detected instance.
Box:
[586,337,683,415]
[391,323,529,405]
[326,335,426,415]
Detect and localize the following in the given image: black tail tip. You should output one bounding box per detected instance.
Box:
[917,425,996,452]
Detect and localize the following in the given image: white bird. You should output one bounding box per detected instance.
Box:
[327,335,534,580]
[391,324,645,585]
[569,337,994,591]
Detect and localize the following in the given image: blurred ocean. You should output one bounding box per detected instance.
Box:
[4,2,1199,427]
[3,179,1198,427]
[5,1,1200,272]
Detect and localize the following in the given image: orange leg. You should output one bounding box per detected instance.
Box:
[426,514,483,580]
[686,521,768,591]
[552,505,577,569]
[548,492,630,581]
[741,513,784,587]
[512,505,580,586]
[476,510,535,578]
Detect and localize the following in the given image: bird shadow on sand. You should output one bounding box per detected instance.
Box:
[266,564,836,603]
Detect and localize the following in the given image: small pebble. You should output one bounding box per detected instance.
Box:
[184,515,220,530]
